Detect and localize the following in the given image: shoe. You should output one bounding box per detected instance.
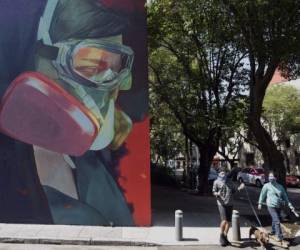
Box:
[224,234,231,245]
[219,233,228,247]
[273,236,283,242]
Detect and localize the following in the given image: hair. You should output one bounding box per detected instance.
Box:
[218,166,226,173]
[49,0,129,43]
[269,171,275,176]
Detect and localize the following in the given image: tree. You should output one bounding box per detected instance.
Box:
[262,84,300,171]
[148,0,248,193]
[263,84,300,141]
[221,0,300,184]
[150,85,185,166]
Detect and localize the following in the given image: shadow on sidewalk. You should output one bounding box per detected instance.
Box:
[238,239,277,250]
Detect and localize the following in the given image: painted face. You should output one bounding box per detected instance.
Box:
[0,1,134,156]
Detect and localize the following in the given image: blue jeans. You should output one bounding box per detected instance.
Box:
[268,206,283,240]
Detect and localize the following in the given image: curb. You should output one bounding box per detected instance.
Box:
[0,237,159,247]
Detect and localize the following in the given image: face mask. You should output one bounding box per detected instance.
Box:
[0,72,100,156]
[218,173,227,181]
[269,176,276,183]
[0,1,134,156]
[89,69,118,83]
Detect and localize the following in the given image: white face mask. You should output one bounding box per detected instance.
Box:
[269,175,276,183]
[90,68,118,83]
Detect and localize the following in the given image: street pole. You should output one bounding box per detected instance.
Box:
[175,210,183,241]
[232,210,241,242]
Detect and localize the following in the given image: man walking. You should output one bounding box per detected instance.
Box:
[258,172,297,242]
[213,167,244,246]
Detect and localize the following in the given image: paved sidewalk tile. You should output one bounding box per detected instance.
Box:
[0,224,24,238]
[122,227,150,240]
[15,225,44,238]
[56,225,84,239]
[92,227,123,240]
[78,226,114,238]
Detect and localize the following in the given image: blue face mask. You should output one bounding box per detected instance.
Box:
[269,177,276,183]
[218,173,227,182]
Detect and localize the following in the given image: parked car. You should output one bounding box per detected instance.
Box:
[286,175,300,187]
[237,167,266,187]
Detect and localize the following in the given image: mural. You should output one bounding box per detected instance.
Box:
[0,0,150,226]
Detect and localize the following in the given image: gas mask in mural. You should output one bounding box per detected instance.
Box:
[0,0,134,156]
[0,0,149,226]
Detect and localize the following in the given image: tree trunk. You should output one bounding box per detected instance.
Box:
[197,144,218,195]
[184,135,191,188]
[248,71,286,186]
[249,118,286,186]
[283,150,290,174]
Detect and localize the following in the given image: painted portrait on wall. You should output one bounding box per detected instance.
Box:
[0,0,150,226]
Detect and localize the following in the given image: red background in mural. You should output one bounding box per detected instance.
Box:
[118,117,151,226]
[107,0,150,226]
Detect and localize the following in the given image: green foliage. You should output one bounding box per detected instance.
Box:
[220,0,300,182]
[221,0,300,96]
[150,84,185,164]
[148,0,300,184]
[148,0,248,150]
[263,84,300,141]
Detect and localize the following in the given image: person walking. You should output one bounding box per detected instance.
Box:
[213,167,244,246]
[258,172,297,242]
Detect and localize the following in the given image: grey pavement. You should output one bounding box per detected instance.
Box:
[0,185,299,248]
[0,245,155,250]
[0,244,299,250]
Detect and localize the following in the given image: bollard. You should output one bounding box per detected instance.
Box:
[232,210,241,242]
[175,210,183,241]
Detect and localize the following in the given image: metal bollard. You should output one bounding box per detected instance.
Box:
[232,210,241,242]
[175,210,183,241]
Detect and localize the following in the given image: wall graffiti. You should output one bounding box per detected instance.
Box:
[0,0,150,226]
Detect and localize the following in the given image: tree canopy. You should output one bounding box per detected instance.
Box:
[221,0,300,183]
[148,0,248,192]
[148,0,300,187]
[150,84,185,165]
[263,84,300,143]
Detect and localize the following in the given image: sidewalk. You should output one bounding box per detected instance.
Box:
[0,185,265,246]
[0,223,251,246]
